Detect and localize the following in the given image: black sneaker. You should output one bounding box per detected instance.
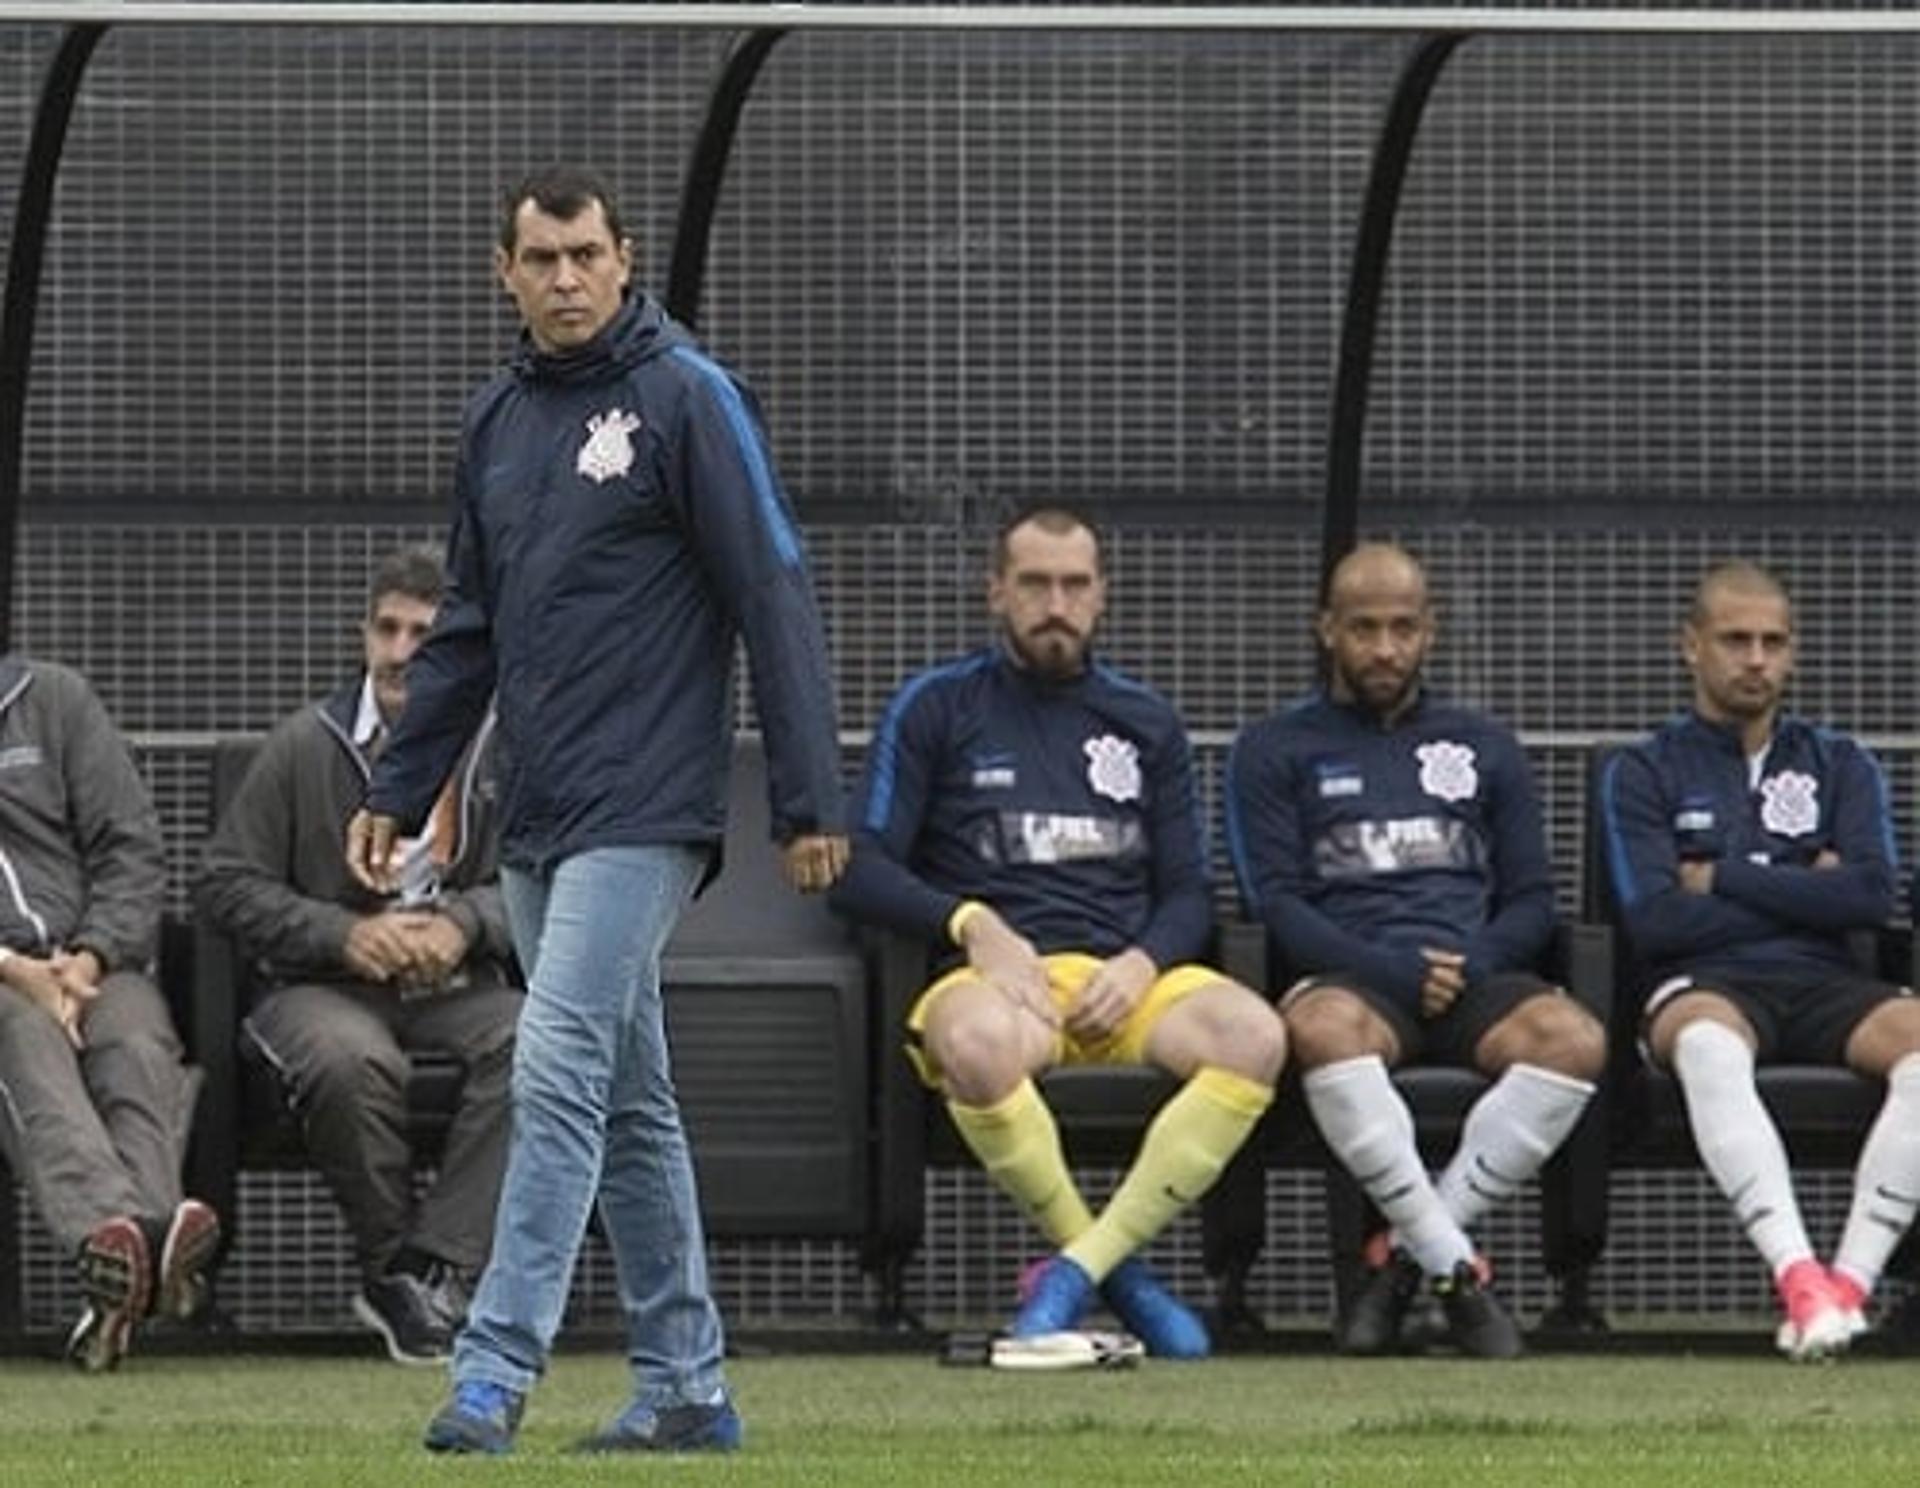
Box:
[1337,1246,1423,1355]
[1433,1259,1524,1359]
[67,1216,153,1373]
[354,1272,454,1365]
[422,1262,473,1336]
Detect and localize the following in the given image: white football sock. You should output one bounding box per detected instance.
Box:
[1435,1063,1596,1232]
[1833,1053,1920,1299]
[1302,1055,1474,1278]
[1670,1019,1812,1277]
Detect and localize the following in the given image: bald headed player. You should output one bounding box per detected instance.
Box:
[1600,561,1920,1360]
[1226,544,1603,1357]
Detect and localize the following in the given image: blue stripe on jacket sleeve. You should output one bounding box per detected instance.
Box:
[1597,751,1641,909]
[865,660,975,834]
[669,346,801,569]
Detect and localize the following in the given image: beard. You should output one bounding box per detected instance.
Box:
[1336,658,1419,718]
[1008,623,1089,679]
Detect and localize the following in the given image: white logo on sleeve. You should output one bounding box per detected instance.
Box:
[577,409,642,484]
[1415,740,1478,803]
[1759,770,1820,837]
[1084,734,1142,804]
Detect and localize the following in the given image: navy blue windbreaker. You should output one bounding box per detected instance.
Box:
[1598,710,1897,983]
[1225,690,1556,1006]
[366,294,844,870]
[831,647,1211,970]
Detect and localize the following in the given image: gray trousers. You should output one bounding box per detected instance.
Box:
[0,971,197,1252]
[242,978,520,1278]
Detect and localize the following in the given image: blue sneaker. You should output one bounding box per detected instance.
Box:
[423,1380,524,1455]
[1100,1257,1211,1359]
[1010,1256,1096,1337]
[574,1395,743,1454]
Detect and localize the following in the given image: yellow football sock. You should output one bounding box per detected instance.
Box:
[947,1079,1096,1246]
[1064,1066,1273,1282]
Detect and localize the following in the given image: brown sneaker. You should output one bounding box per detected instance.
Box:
[156,1199,221,1322]
[67,1216,153,1372]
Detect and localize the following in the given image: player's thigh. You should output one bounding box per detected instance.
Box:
[1470,979,1605,1080]
[1279,979,1403,1068]
[1139,970,1285,1082]
[1839,986,1920,1078]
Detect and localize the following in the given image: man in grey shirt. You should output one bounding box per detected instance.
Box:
[0,656,217,1371]
[197,548,520,1364]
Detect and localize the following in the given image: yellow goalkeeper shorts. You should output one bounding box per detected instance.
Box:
[904,952,1221,1087]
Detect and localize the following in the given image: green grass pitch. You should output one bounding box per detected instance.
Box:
[4,1350,1920,1485]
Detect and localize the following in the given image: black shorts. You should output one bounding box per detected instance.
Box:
[1644,965,1911,1067]
[1283,968,1558,1069]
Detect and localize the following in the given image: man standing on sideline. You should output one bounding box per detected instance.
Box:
[1600,560,1920,1360]
[346,166,847,1455]
[197,547,520,1365]
[833,507,1285,1360]
[0,656,218,1371]
[1226,543,1603,1358]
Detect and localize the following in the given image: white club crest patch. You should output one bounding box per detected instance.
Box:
[1084,734,1142,804]
[1759,770,1820,837]
[576,408,642,484]
[1415,740,1479,803]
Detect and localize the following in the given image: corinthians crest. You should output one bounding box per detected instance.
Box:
[576,408,642,484]
[1084,734,1142,804]
[1759,769,1820,837]
[1415,740,1478,803]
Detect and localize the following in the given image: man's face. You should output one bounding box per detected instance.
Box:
[363,593,437,724]
[1684,586,1794,727]
[989,522,1106,680]
[1318,582,1433,717]
[495,199,632,353]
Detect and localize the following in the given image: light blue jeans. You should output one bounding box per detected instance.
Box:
[452,844,726,1409]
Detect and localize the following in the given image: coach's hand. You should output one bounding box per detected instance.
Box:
[783,833,850,894]
[1067,948,1155,1042]
[961,908,1059,1030]
[345,807,402,894]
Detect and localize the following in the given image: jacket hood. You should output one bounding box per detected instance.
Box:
[508,292,681,387]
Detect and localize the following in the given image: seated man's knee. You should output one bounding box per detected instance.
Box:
[1195,982,1286,1084]
[1284,987,1385,1069]
[281,1028,408,1104]
[923,988,1031,1105]
[1484,993,1605,1081]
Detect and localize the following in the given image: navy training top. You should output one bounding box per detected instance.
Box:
[1225,689,1556,1006]
[1598,710,1897,985]
[832,646,1211,970]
